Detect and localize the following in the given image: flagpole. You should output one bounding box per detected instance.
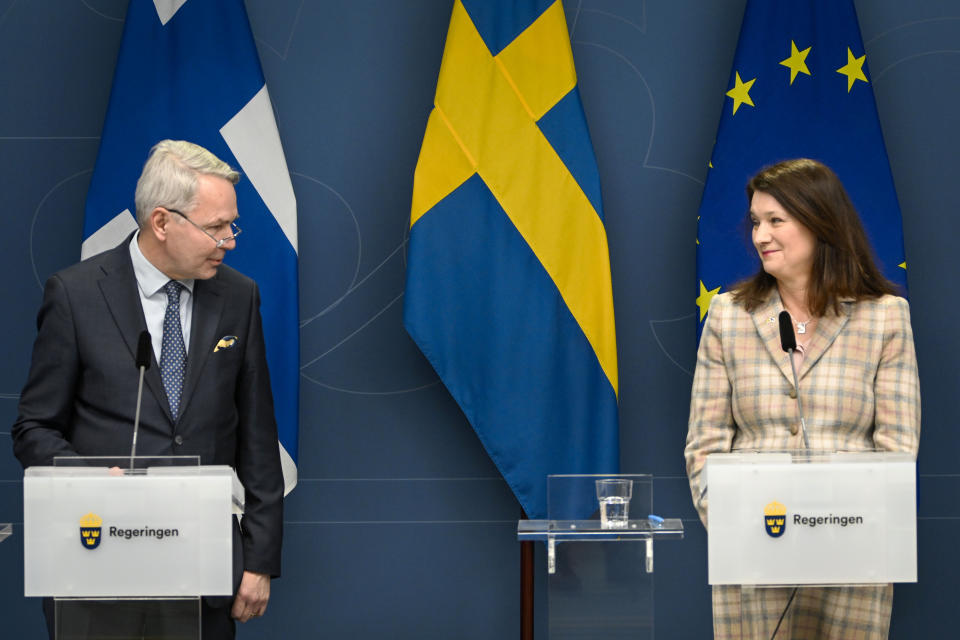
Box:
[520,509,533,640]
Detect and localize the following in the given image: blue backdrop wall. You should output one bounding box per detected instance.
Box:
[1,1,958,637]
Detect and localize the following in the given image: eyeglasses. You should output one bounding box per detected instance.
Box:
[163,207,242,249]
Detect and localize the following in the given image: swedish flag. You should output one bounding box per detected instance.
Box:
[696,0,907,332]
[404,0,619,519]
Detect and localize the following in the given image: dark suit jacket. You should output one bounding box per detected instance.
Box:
[12,236,283,579]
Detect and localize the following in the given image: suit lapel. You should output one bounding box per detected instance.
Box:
[178,275,225,420]
[96,238,171,422]
[750,291,795,385]
[797,303,850,379]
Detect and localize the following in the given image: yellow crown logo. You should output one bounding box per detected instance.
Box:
[79,512,102,528]
[763,501,787,538]
[764,501,786,516]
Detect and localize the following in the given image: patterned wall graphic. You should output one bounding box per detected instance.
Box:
[0,1,958,637]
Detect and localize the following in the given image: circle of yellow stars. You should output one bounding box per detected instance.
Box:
[725,42,869,115]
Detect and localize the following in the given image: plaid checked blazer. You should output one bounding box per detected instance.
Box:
[685,290,921,527]
[685,290,920,640]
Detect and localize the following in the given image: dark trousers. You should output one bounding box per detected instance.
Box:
[43,597,235,640]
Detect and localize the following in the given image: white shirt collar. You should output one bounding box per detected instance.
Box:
[128,231,194,296]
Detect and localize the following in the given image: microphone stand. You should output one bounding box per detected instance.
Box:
[778,311,810,450]
[771,312,811,639]
[785,348,810,450]
[130,363,147,471]
[130,330,152,472]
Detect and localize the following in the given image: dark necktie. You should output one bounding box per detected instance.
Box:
[160,281,186,420]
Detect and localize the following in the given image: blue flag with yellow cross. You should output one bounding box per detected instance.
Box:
[403,0,619,519]
[696,0,907,333]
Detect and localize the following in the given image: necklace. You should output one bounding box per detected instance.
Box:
[783,306,812,334]
[779,290,813,334]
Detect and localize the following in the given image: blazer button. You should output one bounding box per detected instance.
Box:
[788,389,797,399]
[174,435,183,445]
[790,423,799,435]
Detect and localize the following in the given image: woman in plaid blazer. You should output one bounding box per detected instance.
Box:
[685,159,921,639]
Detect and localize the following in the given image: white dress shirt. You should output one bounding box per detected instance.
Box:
[128,232,194,361]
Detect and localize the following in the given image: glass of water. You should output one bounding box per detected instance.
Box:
[595,478,633,529]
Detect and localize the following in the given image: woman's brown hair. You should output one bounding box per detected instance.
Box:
[732,158,897,315]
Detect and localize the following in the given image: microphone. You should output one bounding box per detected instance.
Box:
[130,330,151,469]
[778,311,809,449]
[778,311,796,352]
[135,330,152,369]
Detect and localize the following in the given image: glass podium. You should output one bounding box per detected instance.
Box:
[23,456,242,640]
[517,474,684,639]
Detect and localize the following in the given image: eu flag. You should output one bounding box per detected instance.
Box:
[82,0,300,492]
[403,0,619,519]
[696,0,907,331]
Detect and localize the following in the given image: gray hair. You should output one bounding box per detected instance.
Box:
[134,140,240,225]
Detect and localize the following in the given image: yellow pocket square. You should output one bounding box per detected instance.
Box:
[214,336,238,352]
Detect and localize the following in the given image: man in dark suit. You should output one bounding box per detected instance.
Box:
[12,140,284,638]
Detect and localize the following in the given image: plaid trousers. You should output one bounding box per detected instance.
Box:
[712,584,893,639]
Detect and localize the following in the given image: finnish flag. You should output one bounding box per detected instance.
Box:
[83,0,300,492]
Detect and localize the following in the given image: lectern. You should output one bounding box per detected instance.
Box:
[705,451,917,635]
[23,456,243,639]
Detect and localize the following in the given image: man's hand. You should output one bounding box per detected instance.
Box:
[231,571,270,623]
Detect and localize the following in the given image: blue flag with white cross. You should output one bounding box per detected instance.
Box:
[83,0,300,492]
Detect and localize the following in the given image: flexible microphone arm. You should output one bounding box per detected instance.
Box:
[772,312,810,640]
[778,311,810,450]
[130,330,152,470]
